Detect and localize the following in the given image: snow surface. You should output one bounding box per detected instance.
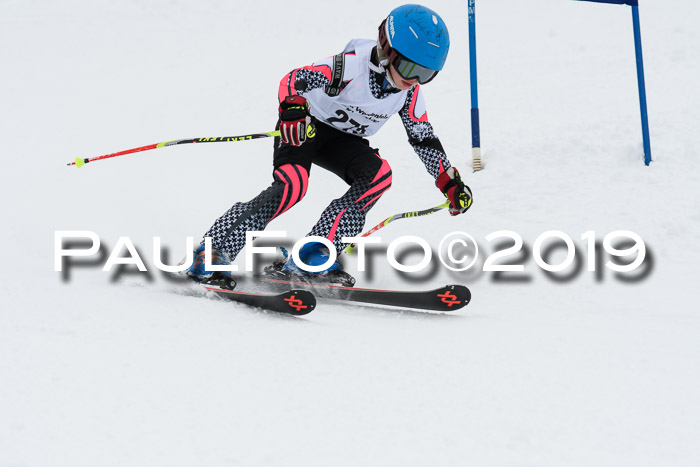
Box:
[1,0,699,466]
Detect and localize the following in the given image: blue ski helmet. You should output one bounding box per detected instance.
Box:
[378,4,450,83]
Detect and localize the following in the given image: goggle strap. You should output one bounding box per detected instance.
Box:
[378,19,400,67]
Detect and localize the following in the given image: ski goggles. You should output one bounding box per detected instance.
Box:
[392,54,439,85]
[378,18,440,85]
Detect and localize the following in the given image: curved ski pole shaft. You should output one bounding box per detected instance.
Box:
[67,130,281,168]
[345,201,450,253]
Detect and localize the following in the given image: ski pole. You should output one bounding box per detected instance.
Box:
[344,201,450,253]
[66,130,281,168]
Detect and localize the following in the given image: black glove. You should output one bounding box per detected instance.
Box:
[278,95,312,146]
[436,167,473,216]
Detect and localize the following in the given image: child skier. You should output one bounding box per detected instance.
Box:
[186,4,473,286]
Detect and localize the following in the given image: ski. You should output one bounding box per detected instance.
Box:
[204,285,316,316]
[251,277,471,312]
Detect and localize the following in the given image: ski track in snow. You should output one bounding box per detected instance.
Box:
[1,1,699,466]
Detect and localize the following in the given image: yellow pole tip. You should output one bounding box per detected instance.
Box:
[75,157,85,168]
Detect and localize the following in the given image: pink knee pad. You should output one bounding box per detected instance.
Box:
[270,164,309,220]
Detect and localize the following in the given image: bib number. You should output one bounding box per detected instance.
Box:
[327,109,369,135]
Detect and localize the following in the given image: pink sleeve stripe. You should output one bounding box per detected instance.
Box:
[278,69,300,102]
[408,85,429,123]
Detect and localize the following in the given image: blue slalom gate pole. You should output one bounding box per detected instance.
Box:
[630,3,652,165]
[468,0,483,171]
[576,0,652,165]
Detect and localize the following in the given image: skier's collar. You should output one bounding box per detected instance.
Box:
[369,47,384,74]
[370,46,400,92]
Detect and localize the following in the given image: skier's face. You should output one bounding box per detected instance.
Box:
[389,64,419,90]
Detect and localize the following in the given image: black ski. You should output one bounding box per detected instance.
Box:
[253,277,471,312]
[204,285,316,316]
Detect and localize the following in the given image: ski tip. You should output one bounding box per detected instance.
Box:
[436,285,471,311]
[281,289,316,315]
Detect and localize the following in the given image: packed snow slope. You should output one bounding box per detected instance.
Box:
[1,1,699,466]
